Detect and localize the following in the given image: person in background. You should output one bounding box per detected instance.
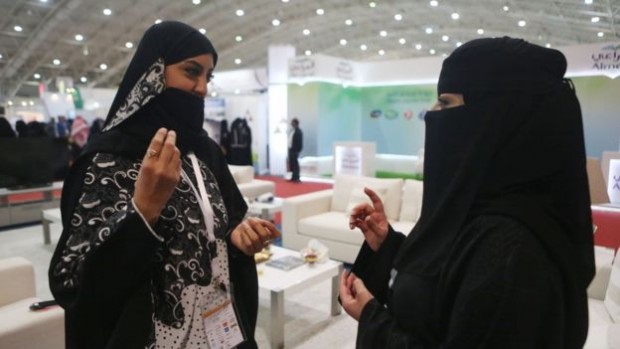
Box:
[88,117,105,140]
[49,21,279,349]
[287,117,303,182]
[56,115,69,138]
[0,117,16,138]
[45,116,58,137]
[341,37,594,348]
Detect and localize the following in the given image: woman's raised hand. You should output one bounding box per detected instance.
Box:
[133,128,182,226]
[348,187,389,251]
[230,217,282,256]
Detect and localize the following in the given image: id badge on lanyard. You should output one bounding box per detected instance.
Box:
[183,153,245,348]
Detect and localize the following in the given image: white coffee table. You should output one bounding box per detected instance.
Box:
[42,208,62,244]
[257,245,343,349]
[247,197,283,220]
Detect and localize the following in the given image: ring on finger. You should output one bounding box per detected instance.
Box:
[147,148,159,158]
[263,239,271,246]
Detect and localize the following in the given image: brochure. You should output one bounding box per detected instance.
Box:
[265,255,305,271]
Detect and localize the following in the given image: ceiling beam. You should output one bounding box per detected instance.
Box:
[2,0,82,96]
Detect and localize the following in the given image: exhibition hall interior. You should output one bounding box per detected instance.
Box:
[0,0,619,348]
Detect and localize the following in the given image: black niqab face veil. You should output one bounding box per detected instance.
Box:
[83,21,217,159]
[396,37,594,293]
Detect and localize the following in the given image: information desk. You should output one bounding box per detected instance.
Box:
[0,182,62,228]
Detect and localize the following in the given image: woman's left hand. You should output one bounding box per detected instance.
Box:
[230,217,281,256]
[339,271,374,321]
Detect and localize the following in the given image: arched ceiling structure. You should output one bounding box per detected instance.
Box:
[0,0,618,98]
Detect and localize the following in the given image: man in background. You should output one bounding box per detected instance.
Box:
[288,118,303,182]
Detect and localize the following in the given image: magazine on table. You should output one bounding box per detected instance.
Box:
[265,255,305,271]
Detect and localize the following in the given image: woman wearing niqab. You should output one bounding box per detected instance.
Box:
[342,37,594,348]
[49,21,278,349]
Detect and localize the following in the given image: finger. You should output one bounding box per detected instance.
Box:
[339,272,352,300]
[244,218,271,242]
[364,187,386,213]
[237,227,254,255]
[144,128,167,161]
[241,221,264,252]
[159,130,177,163]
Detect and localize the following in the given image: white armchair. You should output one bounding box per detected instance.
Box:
[282,175,423,263]
[228,165,275,200]
[0,257,64,349]
[585,246,620,349]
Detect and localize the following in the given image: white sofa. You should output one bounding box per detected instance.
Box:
[0,257,64,349]
[282,174,423,263]
[585,246,620,349]
[228,165,275,200]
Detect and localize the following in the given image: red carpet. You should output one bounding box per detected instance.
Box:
[256,175,332,198]
[255,175,332,225]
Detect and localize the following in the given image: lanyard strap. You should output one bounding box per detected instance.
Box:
[182,153,216,242]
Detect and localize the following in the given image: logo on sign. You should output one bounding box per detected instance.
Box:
[591,44,620,78]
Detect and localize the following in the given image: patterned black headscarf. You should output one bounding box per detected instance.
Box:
[395,37,594,345]
[83,21,217,159]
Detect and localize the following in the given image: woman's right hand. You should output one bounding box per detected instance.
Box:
[348,187,389,251]
[133,128,181,226]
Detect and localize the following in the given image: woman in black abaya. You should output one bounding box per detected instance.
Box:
[49,21,279,349]
[342,37,594,348]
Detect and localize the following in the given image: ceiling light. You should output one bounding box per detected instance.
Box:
[477,28,485,35]
[399,38,406,45]
[103,8,112,16]
[192,0,201,4]
[442,53,448,58]
[100,63,108,70]
[155,19,162,24]
[80,76,88,83]
[14,25,23,32]
[21,101,27,107]
[340,39,347,45]
[369,2,376,8]
[33,73,41,79]
[518,20,526,27]
[360,44,368,51]
[379,30,387,37]
[442,35,449,42]
[456,41,462,47]
[302,29,310,35]
[199,28,207,34]
[345,19,353,26]
[316,8,324,15]
[211,91,218,97]
[394,14,403,21]
[451,13,460,20]
[75,34,84,41]
[272,19,281,26]
[235,35,243,42]
[83,46,89,56]
[415,43,422,50]
[430,0,439,7]
[0,54,3,59]
[378,50,385,56]
[585,0,593,4]
[125,41,134,48]
[7,101,13,106]
[597,32,604,37]
[591,17,600,23]
[282,0,289,2]
[236,9,244,16]
[234,58,242,64]
[305,50,312,56]
[53,59,61,65]
[29,101,34,106]
[39,0,48,2]
[503,5,510,11]
[545,43,551,48]
[425,27,433,34]
[234,89,240,94]
[430,49,436,55]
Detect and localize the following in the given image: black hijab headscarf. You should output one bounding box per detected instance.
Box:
[0,117,16,138]
[82,20,217,159]
[395,37,594,344]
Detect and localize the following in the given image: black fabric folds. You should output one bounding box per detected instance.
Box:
[393,37,593,345]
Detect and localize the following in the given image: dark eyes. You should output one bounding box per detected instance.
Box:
[185,68,214,83]
[207,73,214,83]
